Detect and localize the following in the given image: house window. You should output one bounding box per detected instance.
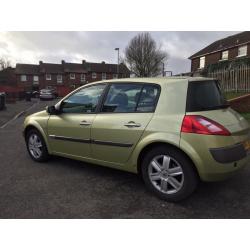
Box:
[33,76,39,82]
[70,73,75,79]
[21,75,27,82]
[199,56,205,69]
[238,45,247,57]
[92,72,97,79]
[81,74,86,82]
[46,74,51,80]
[102,73,106,80]
[221,50,228,60]
[113,74,118,79]
[57,74,62,83]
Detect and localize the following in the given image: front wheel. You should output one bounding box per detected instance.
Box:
[25,129,49,162]
[141,146,198,202]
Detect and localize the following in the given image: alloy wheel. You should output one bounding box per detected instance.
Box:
[28,134,43,159]
[148,154,184,194]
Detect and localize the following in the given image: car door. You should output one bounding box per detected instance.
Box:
[47,83,106,159]
[91,82,160,165]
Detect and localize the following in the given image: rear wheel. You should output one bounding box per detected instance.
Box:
[141,146,198,202]
[25,129,49,162]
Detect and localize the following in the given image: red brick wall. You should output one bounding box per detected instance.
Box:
[191,44,250,72]
[229,94,250,113]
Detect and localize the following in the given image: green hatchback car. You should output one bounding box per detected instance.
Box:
[23,77,250,201]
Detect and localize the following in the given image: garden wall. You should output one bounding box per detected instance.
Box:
[229,93,250,113]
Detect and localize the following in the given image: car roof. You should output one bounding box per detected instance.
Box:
[84,76,215,87]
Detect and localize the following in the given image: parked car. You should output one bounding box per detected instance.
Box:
[39,89,56,100]
[31,91,40,98]
[23,77,250,201]
[46,86,58,98]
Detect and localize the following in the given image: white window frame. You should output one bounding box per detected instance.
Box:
[46,74,51,80]
[102,72,106,80]
[113,73,118,79]
[238,45,247,57]
[33,75,39,82]
[20,75,27,82]
[70,73,75,79]
[199,56,205,69]
[92,72,97,79]
[57,74,62,83]
[221,50,228,60]
[81,74,86,82]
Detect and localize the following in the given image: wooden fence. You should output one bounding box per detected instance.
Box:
[207,65,250,92]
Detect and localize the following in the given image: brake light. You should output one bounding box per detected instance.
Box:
[181,115,231,136]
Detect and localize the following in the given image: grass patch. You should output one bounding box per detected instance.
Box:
[224,92,250,100]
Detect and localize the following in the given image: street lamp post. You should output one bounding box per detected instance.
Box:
[115,48,119,78]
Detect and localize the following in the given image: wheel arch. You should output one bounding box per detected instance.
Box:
[136,141,200,179]
[24,123,51,153]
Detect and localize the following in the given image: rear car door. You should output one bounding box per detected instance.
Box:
[91,82,160,165]
[47,84,106,158]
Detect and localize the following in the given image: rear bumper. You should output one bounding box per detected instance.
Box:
[180,133,250,182]
[210,143,247,164]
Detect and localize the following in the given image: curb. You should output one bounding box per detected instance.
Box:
[0,101,38,129]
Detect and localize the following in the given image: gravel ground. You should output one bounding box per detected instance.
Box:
[0,100,250,218]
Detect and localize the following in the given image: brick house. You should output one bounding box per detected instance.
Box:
[13,60,130,96]
[189,31,250,73]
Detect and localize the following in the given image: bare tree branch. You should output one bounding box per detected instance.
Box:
[0,58,12,70]
[124,32,168,77]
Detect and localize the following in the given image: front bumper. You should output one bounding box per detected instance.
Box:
[40,95,54,99]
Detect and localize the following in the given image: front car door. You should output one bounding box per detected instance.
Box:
[47,83,106,159]
[91,82,160,166]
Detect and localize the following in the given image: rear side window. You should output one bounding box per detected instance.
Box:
[137,85,160,112]
[186,80,228,112]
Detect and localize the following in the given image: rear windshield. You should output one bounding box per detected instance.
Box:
[186,80,228,112]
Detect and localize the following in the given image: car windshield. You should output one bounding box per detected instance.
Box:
[186,80,228,112]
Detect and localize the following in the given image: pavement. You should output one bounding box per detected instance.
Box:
[0,99,37,127]
[0,100,250,218]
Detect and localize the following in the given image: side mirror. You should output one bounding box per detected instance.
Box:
[46,105,58,115]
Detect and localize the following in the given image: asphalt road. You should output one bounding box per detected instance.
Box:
[0,100,250,218]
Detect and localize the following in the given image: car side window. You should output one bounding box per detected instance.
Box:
[101,83,143,113]
[61,84,106,113]
[136,85,160,112]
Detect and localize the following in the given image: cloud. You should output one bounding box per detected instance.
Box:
[0,31,238,74]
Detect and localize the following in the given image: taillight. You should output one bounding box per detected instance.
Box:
[181,115,231,136]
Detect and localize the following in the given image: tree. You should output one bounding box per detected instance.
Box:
[124,32,167,77]
[0,58,11,70]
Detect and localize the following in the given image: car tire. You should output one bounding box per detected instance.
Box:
[25,129,49,162]
[141,145,198,202]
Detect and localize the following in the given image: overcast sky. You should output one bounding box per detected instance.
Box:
[0,31,239,74]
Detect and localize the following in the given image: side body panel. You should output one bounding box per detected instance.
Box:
[90,113,154,165]
[126,79,188,172]
[47,113,96,158]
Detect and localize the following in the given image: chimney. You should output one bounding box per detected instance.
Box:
[39,61,43,65]
[61,60,65,64]
[82,60,86,64]
[101,61,105,64]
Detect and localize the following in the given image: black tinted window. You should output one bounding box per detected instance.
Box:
[136,85,160,112]
[186,81,228,112]
[61,84,106,113]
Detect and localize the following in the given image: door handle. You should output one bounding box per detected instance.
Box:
[124,121,141,128]
[79,120,92,126]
